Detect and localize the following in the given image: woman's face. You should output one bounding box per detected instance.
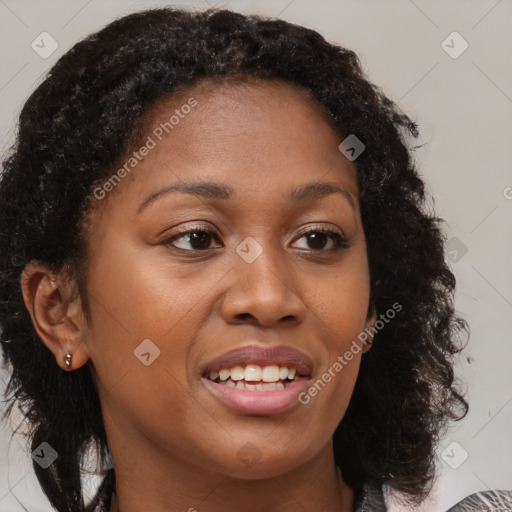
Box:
[82,79,375,478]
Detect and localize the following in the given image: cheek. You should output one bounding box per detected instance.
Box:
[85,228,214,350]
[296,253,370,418]
[304,254,371,350]
[83,247,215,461]
[82,238,188,402]
[83,232,225,420]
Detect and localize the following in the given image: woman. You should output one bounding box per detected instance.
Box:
[1,7,510,512]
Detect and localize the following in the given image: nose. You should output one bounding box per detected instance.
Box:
[220,246,307,328]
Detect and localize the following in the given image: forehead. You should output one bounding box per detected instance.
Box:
[142,78,356,183]
[93,77,359,218]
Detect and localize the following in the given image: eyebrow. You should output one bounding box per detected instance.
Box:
[290,181,356,211]
[137,180,356,214]
[137,181,234,214]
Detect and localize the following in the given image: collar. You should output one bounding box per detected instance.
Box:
[86,468,387,512]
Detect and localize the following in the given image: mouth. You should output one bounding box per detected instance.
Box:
[206,363,301,391]
[201,345,313,415]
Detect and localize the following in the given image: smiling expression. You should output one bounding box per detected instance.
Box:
[80,77,376,479]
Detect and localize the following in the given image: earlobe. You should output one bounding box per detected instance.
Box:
[20,261,90,371]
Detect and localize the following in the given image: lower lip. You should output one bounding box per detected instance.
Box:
[202,377,309,415]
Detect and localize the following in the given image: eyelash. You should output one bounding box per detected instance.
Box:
[293,226,351,251]
[162,224,351,253]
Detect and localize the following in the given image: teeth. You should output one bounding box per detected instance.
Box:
[230,366,245,381]
[219,369,230,381]
[216,378,288,391]
[262,365,280,382]
[209,364,299,383]
[244,364,261,381]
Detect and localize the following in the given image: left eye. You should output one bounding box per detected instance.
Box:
[291,228,350,251]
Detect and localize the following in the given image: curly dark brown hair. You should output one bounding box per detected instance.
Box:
[0,6,469,512]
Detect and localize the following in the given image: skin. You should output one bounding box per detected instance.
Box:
[21,78,377,512]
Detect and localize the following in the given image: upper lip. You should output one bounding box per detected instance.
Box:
[202,344,314,378]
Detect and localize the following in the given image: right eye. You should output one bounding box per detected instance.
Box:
[162,226,223,252]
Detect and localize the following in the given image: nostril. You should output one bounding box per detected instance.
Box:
[235,313,254,321]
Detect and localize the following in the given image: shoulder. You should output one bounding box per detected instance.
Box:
[446,489,512,511]
[353,479,512,512]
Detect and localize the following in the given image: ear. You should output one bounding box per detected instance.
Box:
[20,260,90,371]
[361,307,378,353]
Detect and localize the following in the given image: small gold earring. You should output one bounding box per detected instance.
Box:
[64,353,72,368]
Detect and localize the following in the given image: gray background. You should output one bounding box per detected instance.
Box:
[1,1,511,511]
